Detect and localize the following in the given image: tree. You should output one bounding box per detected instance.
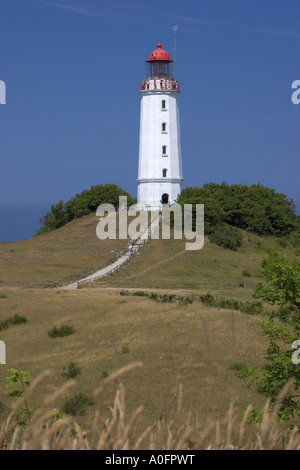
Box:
[36,184,135,235]
[208,224,242,250]
[235,251,300,420]
[177,183,299,236]
[254,250,300,327]
[36,200,68,235]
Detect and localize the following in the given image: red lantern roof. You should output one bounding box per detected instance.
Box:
[147,43,172,62]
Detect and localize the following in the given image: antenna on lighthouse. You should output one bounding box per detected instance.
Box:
[172,24,178,77]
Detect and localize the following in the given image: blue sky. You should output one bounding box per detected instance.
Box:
[0,0,300,242]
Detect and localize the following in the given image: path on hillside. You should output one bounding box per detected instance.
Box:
[124,248,187,281]
[60,214,161,290]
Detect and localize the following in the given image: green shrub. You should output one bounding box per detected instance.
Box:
[218,299,240,310]
[62,392,94,416]
[239,301,264,315]
[276,305,292,322]
[0,293,7,299]
[61,362,81,379]
[120,290,130,296]
[199,293,216,305]
[36,184,135,235]
[289,232,300,248]
[149,293,158,301]
[177,183,299,237]
[231,361,254,380]
[48,324,74,338]
[182,296,193,305]
[122,343,129,354]
[0,401,7,414]
[159,294,176,303]
[132,291,149,297]
[242,270,251,277]
[0,314,27,331]
[209,225,242,250]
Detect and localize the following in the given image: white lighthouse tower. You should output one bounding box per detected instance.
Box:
[137,42,183,210]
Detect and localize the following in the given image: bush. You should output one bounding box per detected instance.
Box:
[231,361,254,380]
[122,343,129,354]
[242,270,251,277]
[48,324,74,338]
[218,299,240,310]
[120,290,130,296]
[62,392,94,416]
[239,301,264,315]
[209,225,242,250]
[0,402,7,414]
[0,293,7,299]
[159,294,176,303]
[0,314,27,331]
[61,362,81,379]
[149,293,158,301]
[182,296,193,305]
[36,184,136,235]
[177,183,299,236]
[199,293,216,305]
[132,291,149,297]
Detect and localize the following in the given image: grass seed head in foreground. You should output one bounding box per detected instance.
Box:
[0,369,300,450]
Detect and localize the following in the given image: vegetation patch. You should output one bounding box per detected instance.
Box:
[0,314,27,331]
[209,225,243,251]
[48,324,74,338]
[62,391,94,416]
[177,182,299,236]
[61,362,81,379]
[199,293,264,315]
[36,184,135,235]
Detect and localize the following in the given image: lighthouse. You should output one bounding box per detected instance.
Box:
[137,42,183,210]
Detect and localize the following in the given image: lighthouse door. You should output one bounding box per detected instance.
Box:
[162,193,169,205]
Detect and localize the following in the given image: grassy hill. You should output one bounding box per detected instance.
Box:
[0,216,298,448]
[0,213,130,284]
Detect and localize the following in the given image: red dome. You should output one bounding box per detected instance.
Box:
[147,43,172,62]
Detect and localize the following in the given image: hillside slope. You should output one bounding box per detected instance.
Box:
[0,218,298,441]
[0,213,130,284]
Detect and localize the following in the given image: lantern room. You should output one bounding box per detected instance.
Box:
[145,43,174,80]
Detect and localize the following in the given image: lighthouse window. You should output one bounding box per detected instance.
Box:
[162,169,167,177]
[161,100,167,110]
[162,145,167,155]
[162,122,167,133]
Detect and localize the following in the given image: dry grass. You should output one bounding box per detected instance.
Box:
[0,213,131,284]
[0,219,298,450]
[0,212,294,289]
[0,288,270,437]
[94,230,293,291]
[0,368,299,450]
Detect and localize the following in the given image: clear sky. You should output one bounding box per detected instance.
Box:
[1,0,300,242]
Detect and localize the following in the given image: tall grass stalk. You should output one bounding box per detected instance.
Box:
[1,367,300,450]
